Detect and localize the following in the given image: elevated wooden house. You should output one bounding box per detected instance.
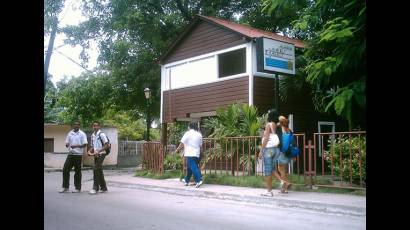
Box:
[159,15,346,142]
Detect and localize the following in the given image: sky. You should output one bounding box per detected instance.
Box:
[45,0,98,86]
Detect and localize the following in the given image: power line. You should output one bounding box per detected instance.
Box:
[58,0,76,23]
[54,50,95,74]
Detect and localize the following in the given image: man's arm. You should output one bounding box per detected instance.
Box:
[65,133,70,148]
[175,143,184,153]
[87,135,95,155]
[71,144,87,149]
[261,123,272,149]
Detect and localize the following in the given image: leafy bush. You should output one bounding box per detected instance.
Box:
[323,135,366,184]
[167,121,189,145]
[202,103,263,175]
[163,153,183,170]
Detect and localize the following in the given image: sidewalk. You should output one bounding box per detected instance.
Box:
[103,171,366,217]
[44,167,93,172]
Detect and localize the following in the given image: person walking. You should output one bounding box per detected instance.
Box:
[277,116,293,194]
[175,122,203,188]
[258,109,284,196]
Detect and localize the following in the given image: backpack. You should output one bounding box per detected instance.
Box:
[284,132,300,158]
[281,131,293,153]
[98,132,111,155]
[283,131,300,158]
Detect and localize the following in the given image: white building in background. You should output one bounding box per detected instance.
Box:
[44,123,118,168]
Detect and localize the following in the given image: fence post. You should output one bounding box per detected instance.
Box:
[305,140,315,189]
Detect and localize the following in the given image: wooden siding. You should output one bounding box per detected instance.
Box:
[163,77,249,123]
[163,20,247,64]
[253,76,348,137]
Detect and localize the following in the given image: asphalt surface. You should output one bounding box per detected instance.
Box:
[45,171,365,230]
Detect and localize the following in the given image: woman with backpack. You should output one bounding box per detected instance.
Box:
[277,116,294,194]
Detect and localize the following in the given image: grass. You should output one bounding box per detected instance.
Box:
[134,170,365,196]
[135,169,183,179]
[292,185,366,196]
[204,174,269,188]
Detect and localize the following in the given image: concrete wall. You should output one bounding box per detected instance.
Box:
[44,125,118,168]
[44,124,71,153]
[117,155,141,167]
[44,124,71,168]
[82,127,119,167]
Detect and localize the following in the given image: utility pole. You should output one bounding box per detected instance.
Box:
[44,20,58,93]
[275,74,279,113]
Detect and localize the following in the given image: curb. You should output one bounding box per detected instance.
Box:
[106,180,365,217]
[44,167,93,172]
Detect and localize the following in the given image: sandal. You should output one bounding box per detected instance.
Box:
[286,182,292,190]
[279,182,288,194]
[261,191,274,197]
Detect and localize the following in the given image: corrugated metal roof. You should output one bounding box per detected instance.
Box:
[159,15,305,64]
[198,15,305,48]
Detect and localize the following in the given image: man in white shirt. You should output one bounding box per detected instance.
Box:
[87,121,110,194]
[175,122,203,188]
[59,121,88,193]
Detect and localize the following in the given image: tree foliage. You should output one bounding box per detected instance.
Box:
[44,75,64,123]
[263,0,366,129]
[44,0,65,35]
[48,0,365,135]
[203,103,261,138]
[58,0,301,122]
[56,73,112,125]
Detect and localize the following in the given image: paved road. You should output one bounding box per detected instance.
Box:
[45,171,365,230]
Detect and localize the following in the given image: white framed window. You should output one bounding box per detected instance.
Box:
[162,44,249,90]
[218,48,246,78]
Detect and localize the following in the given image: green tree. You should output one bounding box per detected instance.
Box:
[59,0,301,121]
[44,75,64,123]
[101,110,145,140]
[202,103,262,175]
[203,103,261,138]
[263,0,366,129]
[44,0,65,35]
[56,73,112,125]
[167,121,189,145]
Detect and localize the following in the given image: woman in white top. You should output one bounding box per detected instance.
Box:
[258,109,285,196]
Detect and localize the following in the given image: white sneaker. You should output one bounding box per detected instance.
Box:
[99,190,108,193]
[181,178,188,186]
[72,189,81,193]
[89,189,97,195]
[195,180,203,188]
[58,188,69,193]
[261,191,274,197]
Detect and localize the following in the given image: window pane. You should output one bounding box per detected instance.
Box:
[44,138,54,153]
[170,56,216,89]
[218,48,246,78]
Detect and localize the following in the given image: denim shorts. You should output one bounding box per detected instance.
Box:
[277,152,291,165]
[263,147,281,176]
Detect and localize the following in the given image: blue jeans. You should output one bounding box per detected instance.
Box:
[263,147,281,176]
[185,157,202,183]
[277,151,291,164]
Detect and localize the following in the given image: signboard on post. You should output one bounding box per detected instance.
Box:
[255,37,296,115]
[256,37,295,75]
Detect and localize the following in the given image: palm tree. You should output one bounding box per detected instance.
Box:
[202,103,263,175]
